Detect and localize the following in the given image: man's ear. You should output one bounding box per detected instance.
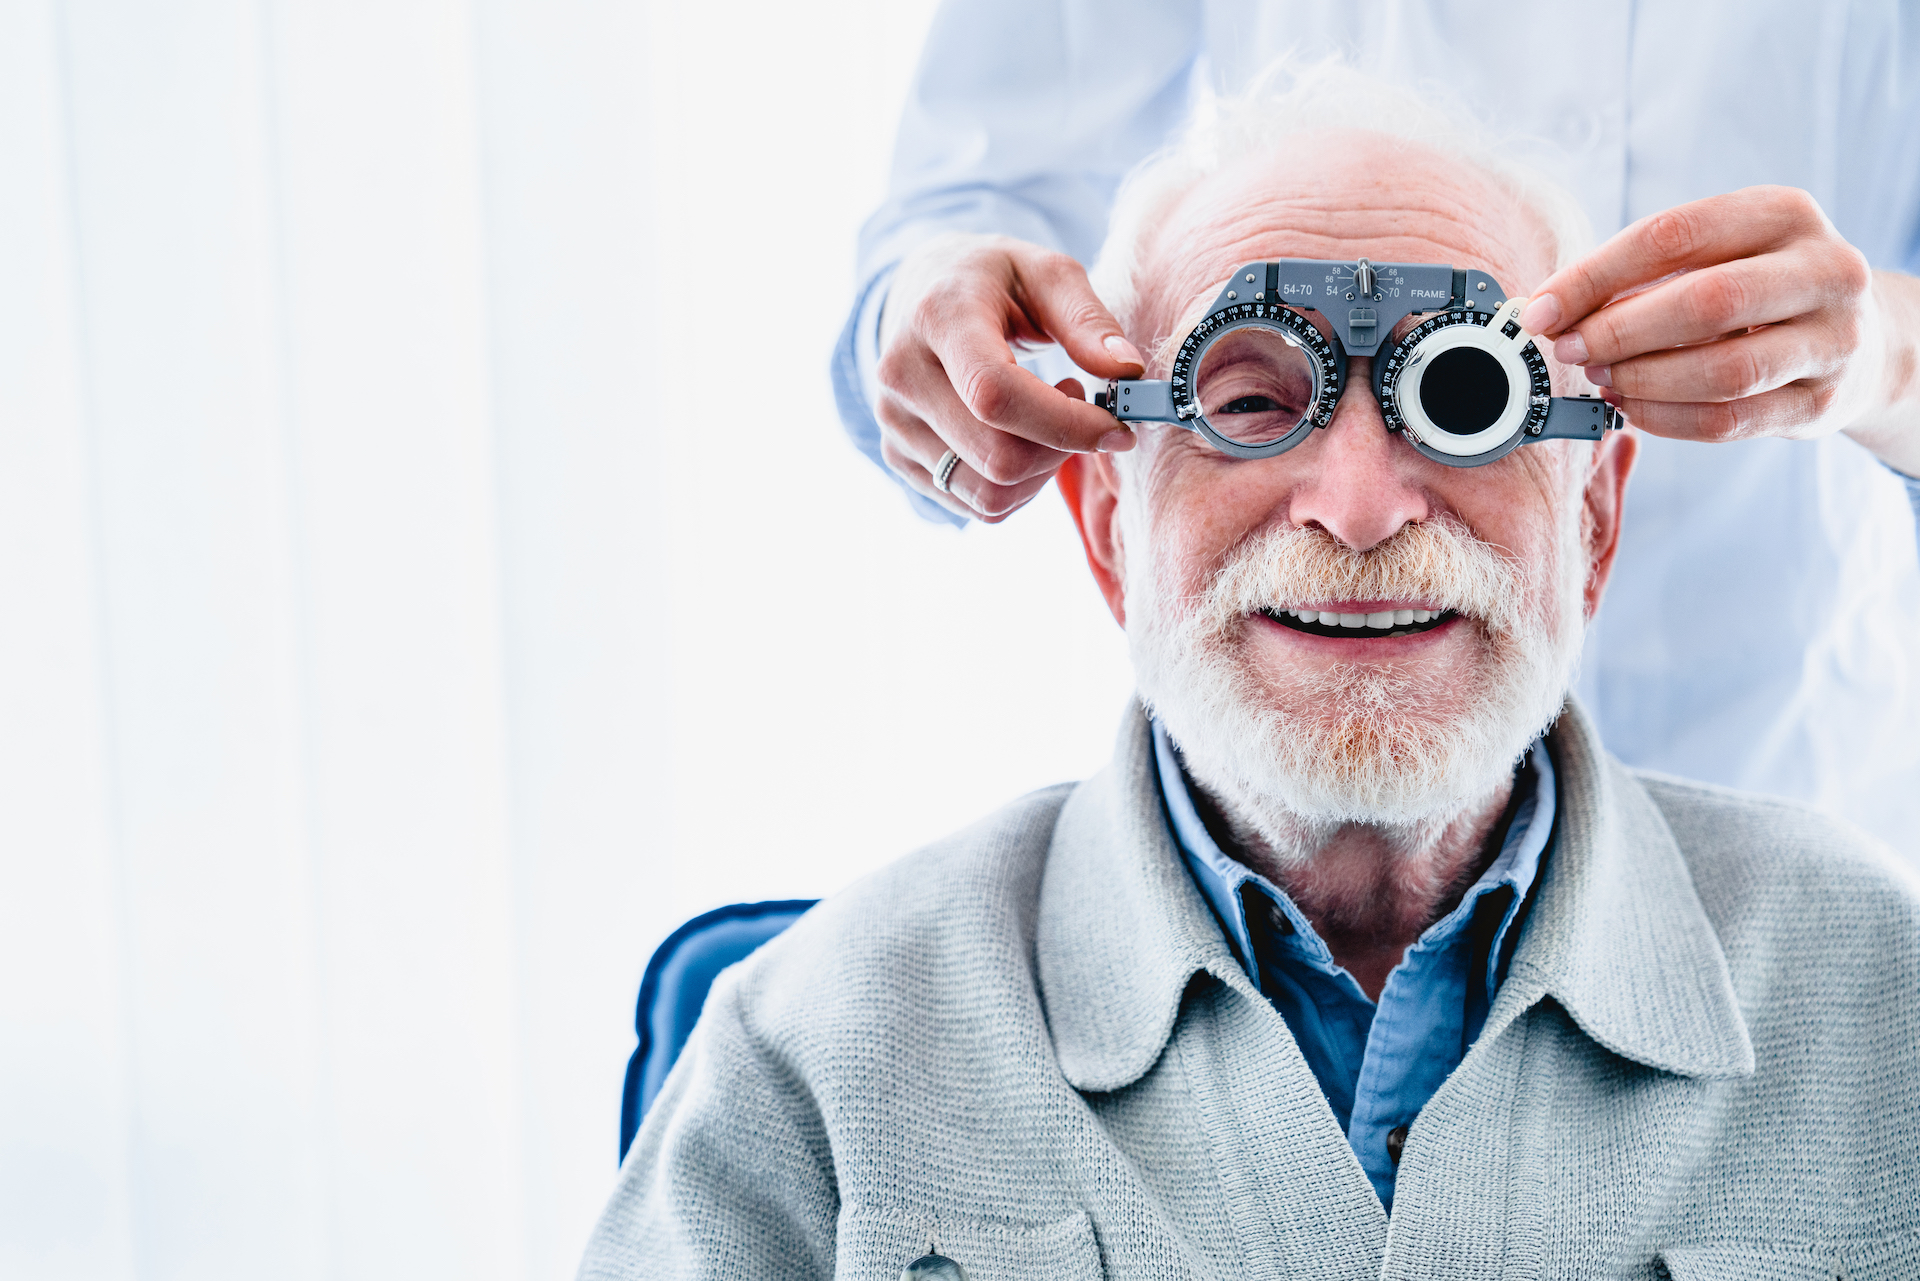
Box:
[1579,428,1638,618]
[1056,453,1128,627]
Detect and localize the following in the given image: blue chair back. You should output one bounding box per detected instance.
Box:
[620,899,817,1162]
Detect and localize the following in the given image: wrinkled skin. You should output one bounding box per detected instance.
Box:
[1058,136,1637,997]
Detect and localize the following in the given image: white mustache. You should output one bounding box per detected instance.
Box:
[1196,517,1533,640]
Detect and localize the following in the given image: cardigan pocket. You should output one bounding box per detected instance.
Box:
[834,1204,1103,1281]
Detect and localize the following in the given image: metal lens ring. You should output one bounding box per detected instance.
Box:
[1172,303,1343,460]
[1376,309,1551,467]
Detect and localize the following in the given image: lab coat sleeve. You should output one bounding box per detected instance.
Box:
[830,0,1202,519]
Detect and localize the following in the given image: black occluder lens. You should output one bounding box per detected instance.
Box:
[1419,347,1507,435]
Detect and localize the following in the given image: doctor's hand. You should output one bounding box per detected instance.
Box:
[875,233,1146,522]
[1519,186,1920,473]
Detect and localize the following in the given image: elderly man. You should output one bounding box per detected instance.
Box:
[582,73,1919,1279]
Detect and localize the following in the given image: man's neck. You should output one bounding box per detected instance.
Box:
[1189,780,1517,1001]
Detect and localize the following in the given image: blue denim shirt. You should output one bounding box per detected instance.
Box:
[1150,719,1556,1211]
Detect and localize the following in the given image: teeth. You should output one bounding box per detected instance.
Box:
[1277,607,1451,630]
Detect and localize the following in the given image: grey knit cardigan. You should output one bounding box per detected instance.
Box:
[579,702,1920,1280]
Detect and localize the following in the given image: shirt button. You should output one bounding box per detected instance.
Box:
[902,1255,968,1281]
[1386,1125,1410,1165]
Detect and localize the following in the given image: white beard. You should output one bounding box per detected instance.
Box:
[1123,495,1589,867]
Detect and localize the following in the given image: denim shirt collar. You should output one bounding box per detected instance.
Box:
[1151,718,1556,1006]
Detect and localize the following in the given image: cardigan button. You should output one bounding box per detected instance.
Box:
[902,1254,969,1281]
[1386,1125,1410,1165]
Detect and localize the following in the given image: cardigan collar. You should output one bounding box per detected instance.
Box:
[1035,700,1754,1094]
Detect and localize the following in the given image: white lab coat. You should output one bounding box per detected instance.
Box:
[835,0,1920,857]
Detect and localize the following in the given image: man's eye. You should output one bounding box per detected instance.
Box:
[1219,396,1281,414]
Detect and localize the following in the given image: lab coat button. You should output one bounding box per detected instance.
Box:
[1557,109,1601,152]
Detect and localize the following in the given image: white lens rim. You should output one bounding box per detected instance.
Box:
[1391,323,1532,458]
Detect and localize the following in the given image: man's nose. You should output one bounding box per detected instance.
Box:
[1286,358,1430,553]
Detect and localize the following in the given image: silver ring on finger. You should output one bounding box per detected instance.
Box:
[932,449,962,495]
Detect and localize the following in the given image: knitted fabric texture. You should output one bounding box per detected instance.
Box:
[579,701,1920,1280]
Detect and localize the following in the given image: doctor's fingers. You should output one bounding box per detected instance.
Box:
[1522,186,1855,338]
[1593,319,1865,433]
[1602,379,1847,445]
[876,432,979,522]
[903,293,1132,457]
[1550,250,1869,369]
[1006,248,1146,381]
[879,409,1056,522]
[877,342,1077,485]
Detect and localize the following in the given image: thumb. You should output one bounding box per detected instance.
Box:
[1013,249,1147,378]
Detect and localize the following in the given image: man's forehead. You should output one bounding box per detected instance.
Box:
[1139,132,1554,334]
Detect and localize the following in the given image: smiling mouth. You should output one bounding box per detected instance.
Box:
[1260,607,1459,639]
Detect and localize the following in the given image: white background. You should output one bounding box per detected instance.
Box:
[0,1,1136,1278]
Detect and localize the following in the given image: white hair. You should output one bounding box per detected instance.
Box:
[1121,477,1591,859]
[1088,56,1596,345]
